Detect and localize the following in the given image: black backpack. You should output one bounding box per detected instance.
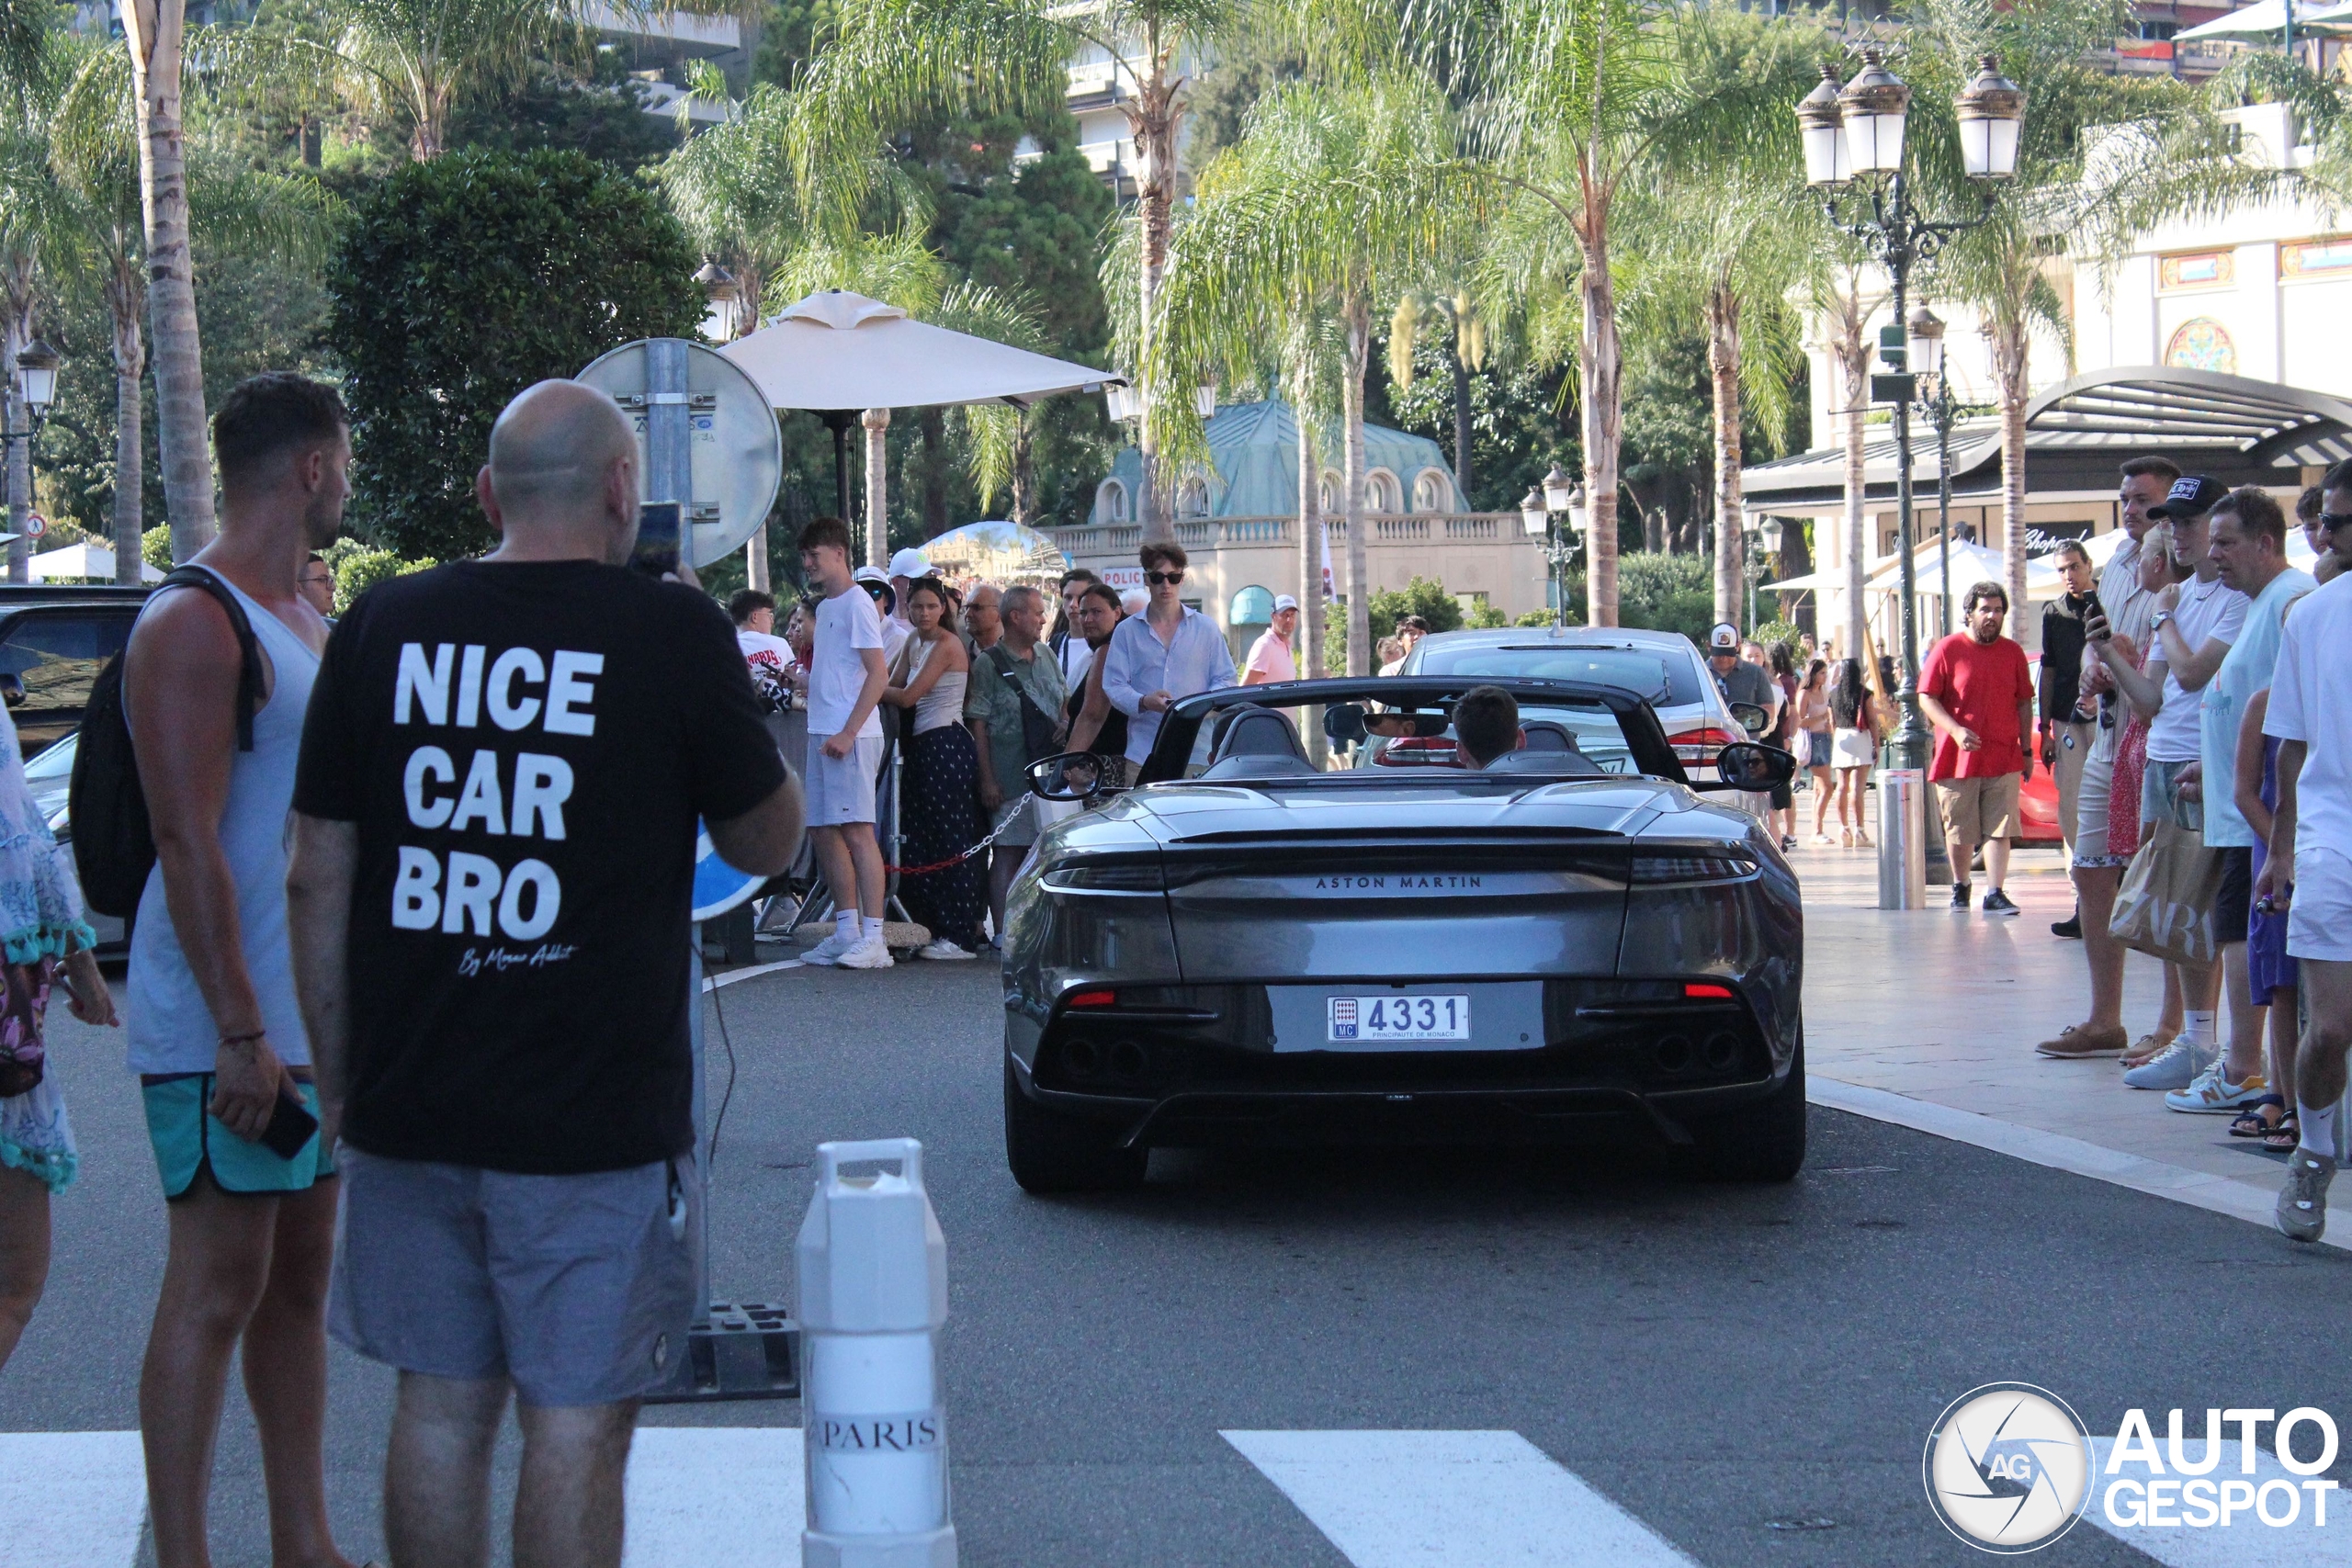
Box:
[68,568,264,918]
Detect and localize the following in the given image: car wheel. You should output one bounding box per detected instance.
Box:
[1002,1057,1148,1193]
[1690,1041,1808,1182]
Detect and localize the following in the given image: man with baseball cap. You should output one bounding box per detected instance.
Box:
[1241,593,1302,685]
[1706,621,1780,730]
[854,565,910,665]
[2087,473,2248,1093]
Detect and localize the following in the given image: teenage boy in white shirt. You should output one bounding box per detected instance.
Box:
[798,517,893,970]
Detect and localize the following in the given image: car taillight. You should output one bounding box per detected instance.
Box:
[1374,736,1460,767]
[1667,726,1736,764]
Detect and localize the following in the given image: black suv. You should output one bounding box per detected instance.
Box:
[0,584,148,758]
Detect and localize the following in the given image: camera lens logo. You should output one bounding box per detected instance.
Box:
[1923,1383,2092,1553]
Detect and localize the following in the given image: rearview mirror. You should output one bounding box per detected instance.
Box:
[1729,701,1770,739]
[1322,703,1368,744]
[1714,740,1796,792]
[0,673,20,709]
[1027,751,1116,802]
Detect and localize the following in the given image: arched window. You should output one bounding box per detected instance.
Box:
[1367,468,1402,513]
[1411,468,1453,513]
[1228,584,1274,626]
[1318,470,1341,513]
[1176,476,1211,518]
[2165,318,2236,376]
[1095,478,1129,523]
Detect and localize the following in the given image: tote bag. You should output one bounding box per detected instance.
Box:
[2108,818,2224,968]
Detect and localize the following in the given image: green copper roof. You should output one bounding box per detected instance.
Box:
[1092,399,1460,523]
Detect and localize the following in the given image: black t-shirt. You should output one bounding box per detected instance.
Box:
[293,559,787,1174]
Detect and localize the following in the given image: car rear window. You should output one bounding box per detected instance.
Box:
[0,611,132,713]
[1413,644,1696,706]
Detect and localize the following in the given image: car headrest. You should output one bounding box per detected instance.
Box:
[1213,706,1309,765]
[1482,749,1607,778]
[1520,720,1578,753]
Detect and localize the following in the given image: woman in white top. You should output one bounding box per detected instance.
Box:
[881,578,986,959]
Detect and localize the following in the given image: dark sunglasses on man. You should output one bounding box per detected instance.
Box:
[2318,511,2352,535]
[1146,570,1184,585]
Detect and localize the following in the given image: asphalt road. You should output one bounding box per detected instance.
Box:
[9,956,2352,1566]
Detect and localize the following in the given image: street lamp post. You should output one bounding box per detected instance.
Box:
[1521,467,1586,626]
[1799,50,2022,903]
[5,338,59,584]
[1906,305,1962,638]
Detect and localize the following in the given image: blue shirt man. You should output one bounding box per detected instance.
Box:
[1100,545,1238,765]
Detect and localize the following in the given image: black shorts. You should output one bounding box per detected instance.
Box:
[2214,845,2254,947]
[1770,780,1794,810]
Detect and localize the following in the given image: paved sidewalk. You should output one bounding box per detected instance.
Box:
[1792,831,2305,1233]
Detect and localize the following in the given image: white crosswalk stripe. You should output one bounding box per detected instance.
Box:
[0,1430,147,1568]
[2084,1436,2337,1568]
[623,1427,805,1568]
[1222,1428,1699,1567]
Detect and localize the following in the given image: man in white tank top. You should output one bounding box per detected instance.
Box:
[122,374,360,1568]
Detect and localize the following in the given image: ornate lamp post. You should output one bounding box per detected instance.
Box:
[1798,50,2022,897]
[4,338,58,586]
[1905,304,1963,638]
[1522,466,1586,626]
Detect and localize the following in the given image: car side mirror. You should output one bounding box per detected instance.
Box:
[1027,751,1116,802]
[0,673,22,708]
[1322,702,1368,745]
[1714,740,1796,792]
[1729,701,1770,739]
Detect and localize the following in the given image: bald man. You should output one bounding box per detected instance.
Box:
[287,378,804,1568]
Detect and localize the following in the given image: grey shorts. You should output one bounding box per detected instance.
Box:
[329,1146,697,1407]
[806,733,883,826]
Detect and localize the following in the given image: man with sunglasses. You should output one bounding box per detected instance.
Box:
[1101,542,1238,768]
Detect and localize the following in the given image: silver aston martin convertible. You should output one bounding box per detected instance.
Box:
[1000,675,1803,1192]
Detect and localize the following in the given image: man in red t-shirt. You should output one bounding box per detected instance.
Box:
[1918,581,2037,916]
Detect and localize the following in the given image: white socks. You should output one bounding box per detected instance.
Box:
[863,916,885,942]
[833,909,858,939]
[2300,1100,2339,1161]
[2179,1010,2217,1049]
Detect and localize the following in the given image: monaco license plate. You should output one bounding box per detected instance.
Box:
[1329,994,1471,1043]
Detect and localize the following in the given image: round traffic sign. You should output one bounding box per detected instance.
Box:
[691,822,766,921]
[576,339,782,570]
[23,513,43,538]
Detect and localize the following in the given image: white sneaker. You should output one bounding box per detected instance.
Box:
[835,933,895,969]
[801,928,858,966]
[917,938,976,961]
[2163,1060,2267,1113]
[2122,1036,2215,1091]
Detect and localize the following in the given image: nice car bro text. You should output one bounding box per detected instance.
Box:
[386,642,599,942]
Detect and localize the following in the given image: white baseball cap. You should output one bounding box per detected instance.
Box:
[888,547,930,579]
[1272,593,1299,613]
[1708,621,1740,653]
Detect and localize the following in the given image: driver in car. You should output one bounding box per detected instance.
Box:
[1452,685,1525,771]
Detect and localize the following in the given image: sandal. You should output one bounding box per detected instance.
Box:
[2263,1111,2301,1154]
[2230,1093,2285,1138]
[1840,828,1854,847]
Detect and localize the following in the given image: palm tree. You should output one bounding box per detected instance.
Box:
[1815,267,1876,665]
[38,39,334,581]
[0,0,51,584]
[1630,11,1834,631]
[1387,288,1486,502]
[1148,74,1461,673]
[801,0,1258,542]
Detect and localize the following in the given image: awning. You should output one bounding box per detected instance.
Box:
[2177,0,2352,41]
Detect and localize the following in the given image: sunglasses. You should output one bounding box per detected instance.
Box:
[2319,513,2352,534]
[1146,570,1184,585]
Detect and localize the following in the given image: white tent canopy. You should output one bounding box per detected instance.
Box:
[28,541,161,583]
[719,289,1126,566]
[2177,0,2352,40]
[721,290,1120,412]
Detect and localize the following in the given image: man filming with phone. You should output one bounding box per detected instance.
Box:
[286,378,803,1568]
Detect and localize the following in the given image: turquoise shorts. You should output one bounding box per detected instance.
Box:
[140,1074,336,1200]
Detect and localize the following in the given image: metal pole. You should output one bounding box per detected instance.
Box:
[1936,392,1954,637]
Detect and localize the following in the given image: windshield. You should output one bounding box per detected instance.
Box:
[1411,643,1698,707]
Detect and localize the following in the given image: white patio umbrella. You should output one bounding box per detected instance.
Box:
[2176,0,2352,40]
[28,541,162,582]
[721,290,1126,566]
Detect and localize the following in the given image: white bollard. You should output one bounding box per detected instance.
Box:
[797,1138,956,1568]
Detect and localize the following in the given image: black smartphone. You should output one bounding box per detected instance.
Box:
[2080,589,2109,641]
[632,500,683,580]
[260,1090,320,1160]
